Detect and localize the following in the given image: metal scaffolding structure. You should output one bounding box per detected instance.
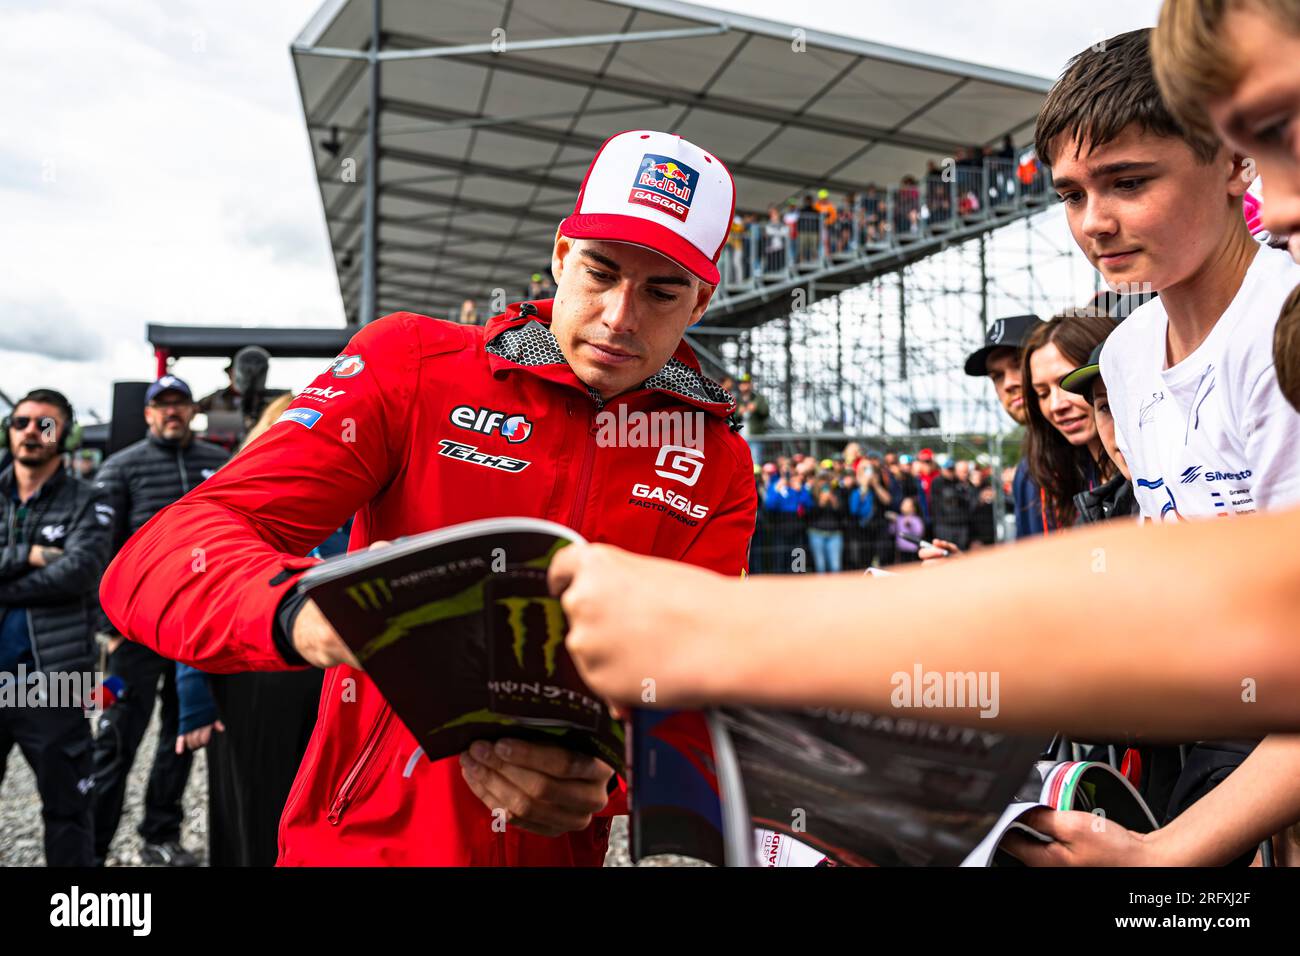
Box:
[698,206,1094,444]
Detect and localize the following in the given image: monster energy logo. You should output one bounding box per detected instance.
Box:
[346,577,392,610]
[497,596,566,676]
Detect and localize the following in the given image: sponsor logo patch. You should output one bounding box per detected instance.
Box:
[277,408,323,429]
[449,405,533,443]
[437,439,530,472]
[628,153,700,223]
[329,354,365,378]
[653,444,704,486]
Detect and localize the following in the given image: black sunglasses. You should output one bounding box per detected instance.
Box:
[8,415,57,432]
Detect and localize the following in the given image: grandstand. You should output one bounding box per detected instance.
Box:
[287,0,1078,441]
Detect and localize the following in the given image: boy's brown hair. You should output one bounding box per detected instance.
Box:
[1275,282,1300,413]
[1152,0,1300,142]
[1034,28,1220,169]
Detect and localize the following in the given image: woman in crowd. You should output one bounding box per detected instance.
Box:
[1021,313,1117,532]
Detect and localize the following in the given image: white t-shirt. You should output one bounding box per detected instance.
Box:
[1100,244,1300,522]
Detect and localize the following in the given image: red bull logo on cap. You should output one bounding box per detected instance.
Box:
[629,153,699,223]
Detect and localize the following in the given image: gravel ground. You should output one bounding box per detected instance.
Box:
[1,710,698,867]
[0,711,209,867]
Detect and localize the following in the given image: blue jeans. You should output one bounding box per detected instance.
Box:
[807,528,843,574]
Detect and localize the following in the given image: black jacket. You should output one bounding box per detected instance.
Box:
[1073,473,1137,525]
[94,432,231,548]
[0,464,112,674]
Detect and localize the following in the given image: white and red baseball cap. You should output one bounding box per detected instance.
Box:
[559,130,735,286]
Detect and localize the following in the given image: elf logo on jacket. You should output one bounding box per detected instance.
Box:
[329,354,366,378]
[39,524,65,542]
[437,439,530,472]
[93,502,114,527]
[629,154,700,223]
[449,405,533,443]
[654,444,704,486]
[200,468,217,480]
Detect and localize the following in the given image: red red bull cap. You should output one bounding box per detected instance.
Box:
[559,130,735,286]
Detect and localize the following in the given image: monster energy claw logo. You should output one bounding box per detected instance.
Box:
[346,577,393,610]
[497,596,566,676]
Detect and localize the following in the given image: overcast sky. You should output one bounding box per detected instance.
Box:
[0,0,1162,422]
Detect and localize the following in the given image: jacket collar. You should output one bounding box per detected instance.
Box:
[0,461,67,503]
[483,300,736,418]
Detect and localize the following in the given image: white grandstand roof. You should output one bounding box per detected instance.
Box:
[292,0,1054,322]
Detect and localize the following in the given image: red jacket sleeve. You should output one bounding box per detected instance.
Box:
[99,313,449,672]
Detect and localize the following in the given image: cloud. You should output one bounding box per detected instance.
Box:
[0,295,105,361]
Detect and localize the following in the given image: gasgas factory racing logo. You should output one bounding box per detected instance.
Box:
[628,154,700,223]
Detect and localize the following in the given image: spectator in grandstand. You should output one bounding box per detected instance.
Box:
[764,206,787,273]
[1020,314,1117,531]
[890,496,924,563]
[964,313,1046,538]
[458,299,479,325]
[847,455,894,569]
[862,184,884,243]
[90,376,230,867]
[968,469,997,547]
[813,189,837,257]
[805,475,846,574]
[727,213,745,282]
[737,374,770,463]
[0,389,110,866]
[763,470,810,573]
[930,456,975,551]
[896,175,921,234]
[925,160,951,226]
[837,192,857,253]
[797,194,820,264]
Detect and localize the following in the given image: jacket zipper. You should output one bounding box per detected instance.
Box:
[327,705,394,825]
[566,404,598,531]
[177,449,190,495]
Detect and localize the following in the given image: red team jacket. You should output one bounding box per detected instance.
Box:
[100,301,757,865]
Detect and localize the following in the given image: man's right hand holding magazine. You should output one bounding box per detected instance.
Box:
[295,540,616,837]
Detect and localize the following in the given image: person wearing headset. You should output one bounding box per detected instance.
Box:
[0,388,112,866]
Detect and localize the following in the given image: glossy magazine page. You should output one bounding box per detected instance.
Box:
[296,518,626,774]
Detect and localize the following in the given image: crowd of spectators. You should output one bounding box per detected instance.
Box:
[750,443,1003,574]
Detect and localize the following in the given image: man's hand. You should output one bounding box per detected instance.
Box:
[175,720,226,755]
[549,543,731,708]
[918,538,959,562]
[458,738,613,837]
[291,599,361,669]
[290,539,392,669]
[1000,808,1162,866]
[28,545,63,568]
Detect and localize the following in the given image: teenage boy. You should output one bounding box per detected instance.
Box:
[1037,29,1300,522]
[1152,0,1300,264]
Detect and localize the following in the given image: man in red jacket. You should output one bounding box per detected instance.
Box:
[99,129,755,866]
